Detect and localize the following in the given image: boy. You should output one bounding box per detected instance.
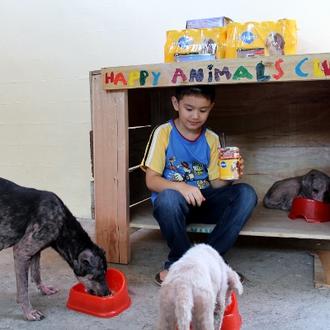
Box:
[141,85,257,285]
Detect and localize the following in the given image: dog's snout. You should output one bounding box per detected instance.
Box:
[87,288,96,295]
[87,280,110,296]
[100,287,111,296]
[88,287,110,296]
[94,285,110,297]
[78,274,111,296]
[100,280,111,296]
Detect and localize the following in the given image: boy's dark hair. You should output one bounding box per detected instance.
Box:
[175,85,216,103]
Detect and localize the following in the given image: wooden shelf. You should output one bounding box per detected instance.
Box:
[130,201,330,240]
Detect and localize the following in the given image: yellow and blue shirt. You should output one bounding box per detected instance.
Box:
[141,119,220,203]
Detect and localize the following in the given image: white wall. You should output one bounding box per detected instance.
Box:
[1,0,329,217]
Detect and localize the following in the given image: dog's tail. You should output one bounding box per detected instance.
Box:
[229,269,243,295]
[227,269,243,303]
[175,284,193,330]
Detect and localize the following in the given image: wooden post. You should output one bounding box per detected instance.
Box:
[91,72,130,264]
[314,250,330,288]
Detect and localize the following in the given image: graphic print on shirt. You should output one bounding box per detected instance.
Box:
[165,156,210,189]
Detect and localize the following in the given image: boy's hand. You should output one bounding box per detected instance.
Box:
[177,182,205,207]
[238,157,245,178]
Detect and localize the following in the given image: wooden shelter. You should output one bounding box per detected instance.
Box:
[90,53,330,285]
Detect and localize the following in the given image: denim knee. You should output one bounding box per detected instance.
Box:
[154,189,186,209]
[235,183,258,208]
[153,189,189,223]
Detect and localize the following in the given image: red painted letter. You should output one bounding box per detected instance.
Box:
[171,68,187,83]
[114,72,127,86]
[104,72,114,84]
[273,59,284,80]
[321,60,330,76]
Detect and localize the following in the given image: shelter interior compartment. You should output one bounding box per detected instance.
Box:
[90,57,330,276]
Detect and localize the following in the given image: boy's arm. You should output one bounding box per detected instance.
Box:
[146,168,205,207]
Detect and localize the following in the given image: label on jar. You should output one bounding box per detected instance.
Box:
[218,147,240,180]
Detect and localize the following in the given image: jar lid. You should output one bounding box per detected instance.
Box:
[219,146,240,159]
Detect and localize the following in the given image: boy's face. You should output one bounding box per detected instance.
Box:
[171,94,214,133]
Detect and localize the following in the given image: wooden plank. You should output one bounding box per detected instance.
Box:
[208,80,330,148]
[130,202,330,240]
[239,147,330,198]
[242,207,330,239]
[244,147,330,177]
[91,73,129,264]
[313,250,330,288]
[101,53,330,90]
[147,81,330,148]
[117,87,130,264]
[128,81,330,148]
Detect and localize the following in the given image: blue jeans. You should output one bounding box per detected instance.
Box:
[153,183,257,270]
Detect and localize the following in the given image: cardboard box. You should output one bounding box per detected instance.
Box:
[186,16,233,29]
[175,54,216,62]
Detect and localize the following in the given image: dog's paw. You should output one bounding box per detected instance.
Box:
[38,284,59,295]
[25,309,45,321]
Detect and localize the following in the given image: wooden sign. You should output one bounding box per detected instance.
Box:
[101,53,330,90]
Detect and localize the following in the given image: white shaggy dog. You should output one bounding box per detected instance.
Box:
[158,244,243,330]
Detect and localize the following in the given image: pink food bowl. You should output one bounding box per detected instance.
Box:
[289,197,330,223]
[66,268,131,318]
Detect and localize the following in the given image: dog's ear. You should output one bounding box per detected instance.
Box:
[301,171,314,198]
[93,246,108,271]
[99,248,108,270]
[79,249,96,265]
[73,249,95,276]
[301,170,330,201]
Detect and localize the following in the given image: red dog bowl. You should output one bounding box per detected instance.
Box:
[221,292,242,330]
[289,197,330,223]
[66,268,131,318]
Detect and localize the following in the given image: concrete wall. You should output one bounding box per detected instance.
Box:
[1,0,329,217]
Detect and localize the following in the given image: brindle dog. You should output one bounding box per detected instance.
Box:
[263,169,330,211]
[0,177,110,321]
